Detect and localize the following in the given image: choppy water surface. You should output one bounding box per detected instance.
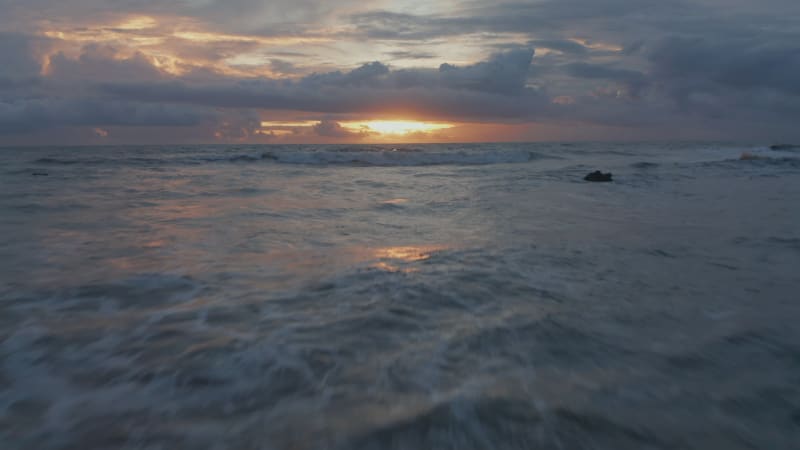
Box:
[1,143,799,449]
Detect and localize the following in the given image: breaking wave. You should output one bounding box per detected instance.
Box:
[31,147,548,167]
[769,144,800,152]
[739,146,800,166]
[260,148,545,166]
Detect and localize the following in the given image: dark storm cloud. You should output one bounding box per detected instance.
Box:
[564,63,644,82]
[3,44,536,135]
[0,97,215,135]
[649,37,800,96]
[0,77,41,91]
[47,45,166,82]
[0,32,51,78]
[438,48,534,95]
[313,120,365,138]
[303,61,391,87]
[0,32,236,136]
[96,79,548,122]
[563,62,648,97]
[94,48,545,120]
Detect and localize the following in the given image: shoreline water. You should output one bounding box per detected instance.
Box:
[1,142,799,449]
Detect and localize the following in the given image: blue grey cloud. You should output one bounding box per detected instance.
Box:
[94,48,545,120]
[1,0,800,142]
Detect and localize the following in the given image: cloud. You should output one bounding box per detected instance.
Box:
[269,59,301,76]
[384,51,438,60]
[47,45,166,82]
[438,48,534,95]
[344,1,688,41]
[529,39,588,56]
[1,0,800,142]
[213,112,263,140]
[649,36,800,96]
[0,0,362,35]
[313,120,366,138]
[0,77,41,91]
[91,48,545,121]
[303,61,391,87]
[563,62,648,97]
[0,98,215,135]
[0,32,50,78]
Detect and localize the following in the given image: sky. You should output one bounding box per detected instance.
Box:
[1,0,799,144]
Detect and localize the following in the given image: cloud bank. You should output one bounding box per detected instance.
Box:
[0,0,799,143]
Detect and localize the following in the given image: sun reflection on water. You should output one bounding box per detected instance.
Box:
[371,245,447,272]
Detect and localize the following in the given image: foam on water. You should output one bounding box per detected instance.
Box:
[1,142,799,449]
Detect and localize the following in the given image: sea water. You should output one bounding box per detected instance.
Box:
[1,143,799,449]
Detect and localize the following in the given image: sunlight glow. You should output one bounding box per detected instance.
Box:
[568,38,623,52]
[260,121,319,127]
[374,246,444,261]
[257,129,294,136]
[115,16,158,30]
[341,120,454,135]
[371,245,447,273]
[257,120,456,139]
[173,31,329,45]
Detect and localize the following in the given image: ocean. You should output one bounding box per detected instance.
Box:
[1,142,799,449]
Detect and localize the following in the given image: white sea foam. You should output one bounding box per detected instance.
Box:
[2,142,800,449]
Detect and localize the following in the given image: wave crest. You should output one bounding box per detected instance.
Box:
[260,149,543,166]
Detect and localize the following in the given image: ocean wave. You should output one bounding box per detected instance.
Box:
[34,156,172,166]
[738,152,800,167]
[674,146,800,169]
[34,157,106,165]
[740,144,800,160]
[344,395,664,450]
[769,144,800,152]
[260,149,544,166]
[325,145,424,153]
[29,148,545,167]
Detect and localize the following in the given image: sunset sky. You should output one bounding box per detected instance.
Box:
[1,0,799,144]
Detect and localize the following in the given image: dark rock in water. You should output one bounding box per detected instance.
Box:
[584,170,613,182]
[770,144,799,150]
[31,172,49,176]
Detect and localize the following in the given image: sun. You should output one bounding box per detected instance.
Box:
[256,119,457,141]
[341,120,454,135]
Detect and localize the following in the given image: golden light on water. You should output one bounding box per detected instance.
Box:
[371,245,447,272]
[381,198,409,205]
[341,120,454,135]
[375,246,441,262]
